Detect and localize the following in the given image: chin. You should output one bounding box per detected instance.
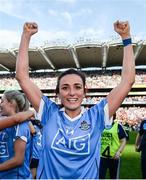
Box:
[67,106,80,111]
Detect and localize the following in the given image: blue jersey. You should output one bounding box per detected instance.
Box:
[32,125,42,160]
[36,96,109,179]
[0,127,17,179]
[15,121,33,179]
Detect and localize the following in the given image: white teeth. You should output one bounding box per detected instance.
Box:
[68,98,77,102]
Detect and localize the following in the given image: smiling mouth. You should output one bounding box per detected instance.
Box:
[67,98,78,103]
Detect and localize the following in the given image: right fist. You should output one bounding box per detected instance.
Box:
[23,22,38,36]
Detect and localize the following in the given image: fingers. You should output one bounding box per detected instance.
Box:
[27,110,35,118]
[114,20,130,38]
[24,22,38,33]
[114,20,129,30]
[113,151,121,159]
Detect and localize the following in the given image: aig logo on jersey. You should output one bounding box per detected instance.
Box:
[51,129,90,155]
[0,142,9,157]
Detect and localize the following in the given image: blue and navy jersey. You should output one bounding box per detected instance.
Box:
[139,120,146,149]
[0,126,17,179]
[15,121,33,179]
[139,120,146,135]
[118,123,128,140]
[36,95,109,179]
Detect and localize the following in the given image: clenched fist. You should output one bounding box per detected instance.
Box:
[23,22,38,36]
[114,20,130,39]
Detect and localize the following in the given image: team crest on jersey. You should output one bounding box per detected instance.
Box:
[79,121,91,131]
[51,129,90,155]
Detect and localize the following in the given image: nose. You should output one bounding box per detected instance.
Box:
[69,87,75,96]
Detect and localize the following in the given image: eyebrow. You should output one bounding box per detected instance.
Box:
[61,83,83,87]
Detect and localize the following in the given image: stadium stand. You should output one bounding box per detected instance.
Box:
[0,39,146,71]
[0,40,146,129]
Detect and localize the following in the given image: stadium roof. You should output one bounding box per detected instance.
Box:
[0,40,146,72]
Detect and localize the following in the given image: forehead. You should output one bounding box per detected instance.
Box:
[60,74,83,85]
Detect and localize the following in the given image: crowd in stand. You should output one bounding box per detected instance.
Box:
[0,70,146,130]
[0,70,146,90]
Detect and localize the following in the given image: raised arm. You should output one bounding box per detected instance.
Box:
[107,21,135,118]
[16,22,42,112]
[0,110,34,130]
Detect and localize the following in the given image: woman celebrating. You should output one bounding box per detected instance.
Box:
[16,20,135,179]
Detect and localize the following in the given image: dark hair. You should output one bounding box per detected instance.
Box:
[4,90,30,112]
[55,68,86,94]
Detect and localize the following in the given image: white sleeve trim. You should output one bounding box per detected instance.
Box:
[35,98,44,121]
[15,125,27,142]
[20,136,27,142]
[15,136,27,143]
[104,103,112,126]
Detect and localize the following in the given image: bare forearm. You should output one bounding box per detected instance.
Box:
[0,111,34,130]
[121,44,135,86]
[117,138,126,154]
[15,23,42,111]
[16,22,38,81]
[0,157,22,171]
[15,110,34,123]
[16,33,30,81]
[0,138,26,171]
[114,138,126,159]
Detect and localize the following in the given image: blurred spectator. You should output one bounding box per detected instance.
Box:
[135,118,146,179]
[99,115,127,179]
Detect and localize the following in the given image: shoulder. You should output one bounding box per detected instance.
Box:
[141,119,146,124]
[117,123,126,133]
[15,121,31,135]
[118,123,124,129]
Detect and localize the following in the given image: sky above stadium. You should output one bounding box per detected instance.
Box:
[0,0,146,48]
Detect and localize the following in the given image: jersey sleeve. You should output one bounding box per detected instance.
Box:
[35,95,59,126]
[15,122,31,143]
[95,98,111,127]
[103,102,112,127]
[139,121,144,136]
[118,124,127,139]
[89,98,109,131]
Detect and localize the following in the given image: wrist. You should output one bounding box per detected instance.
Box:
[121,33,131,40]
[117,151,121,155]
[114,151,121,159]
[122,38,132,47]
[22,32,31,41]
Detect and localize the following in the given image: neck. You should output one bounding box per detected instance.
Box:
[65,108,82,119]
